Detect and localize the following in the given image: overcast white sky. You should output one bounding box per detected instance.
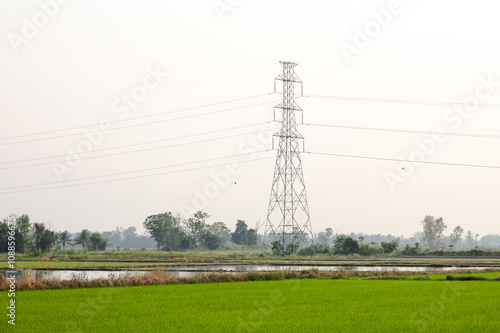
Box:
[2,0,500,237]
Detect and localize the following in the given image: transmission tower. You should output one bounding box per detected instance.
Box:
[263,61,313,253]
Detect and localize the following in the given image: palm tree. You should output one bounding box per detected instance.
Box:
[75,229,90,251]
[58,230,72,250]
[89,232,106,251]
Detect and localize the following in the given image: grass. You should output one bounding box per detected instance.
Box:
[408,271,500,281]
[10,279,500,332]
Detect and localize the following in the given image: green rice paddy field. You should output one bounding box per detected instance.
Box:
[10,279,500,332]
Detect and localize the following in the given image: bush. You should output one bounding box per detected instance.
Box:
[246,273,264,281]
[446,275,487,281]
[298,244,330,256]
[381,241,399,253]
[359,244,382,256]
[264,272,284,281]
[332,236,359,255]
[401,243,421,256]
[271,241,283,256]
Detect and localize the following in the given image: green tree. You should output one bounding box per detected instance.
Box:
[231,220,248,245]
[0,220,8,252]
[401,242,421,255]
[380,240,399,253]
[15,214,32,253]
[271,240,283,256]
[421,216,447,249]
[180,237,193,250]
[201,232,221,250]
[221,228,232,247]
[184,211,210,248]
[333,235,359,255]
[207,221,228,237]
[325,228,333,244]
[245,228,258,247]
[450,226,464,245]
[89,232,100,251]
[359,243,381,256]
[33,223,56,252]
[286,241,299,255]
[58,230,72,250]
[89,232,109,251]
[75,229,91,250]
[143,212,183,251]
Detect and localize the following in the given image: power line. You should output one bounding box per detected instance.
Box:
[0,155,275,195]
[305,151,500,169]
[304,94,500,109]
[304,123,500,139]
[0,93,274,141]
[0,150,273,192]
[0,100,279,146]
[0,129,272,170]
[0,122,271,166]
[0,64,275,110]
[300,63,500,69]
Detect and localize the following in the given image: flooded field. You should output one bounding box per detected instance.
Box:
[2,264,495,280]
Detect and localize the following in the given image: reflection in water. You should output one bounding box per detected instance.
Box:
[1,265,494,281]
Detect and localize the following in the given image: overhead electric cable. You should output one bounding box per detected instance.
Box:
[305,151,500,169]
[0,100,279,146]
[303,123,500,139]
[0,155,275,195]
[305,94,500,109]
[0,93,275,141]
[0,122,271,166]
[0,129,273,170]
[0,150,274,192]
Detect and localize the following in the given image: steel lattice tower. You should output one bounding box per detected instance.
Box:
[263,61,312,253]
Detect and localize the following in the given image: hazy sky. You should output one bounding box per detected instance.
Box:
[2,1,500,237]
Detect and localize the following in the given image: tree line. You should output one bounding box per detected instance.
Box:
[0,211,259,253]
[142,211,258,251]
[2,213,499,254]
[299,215,500,256]
[0,215,109,253]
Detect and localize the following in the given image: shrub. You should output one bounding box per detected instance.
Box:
[359,244,382,256]
[264,272,284,281]
[381,241,399,253]
[332,236,359,255]
[298,244,330,256]
[446,275,487,281]
[401,243,421,256]
[246,273,264,281]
